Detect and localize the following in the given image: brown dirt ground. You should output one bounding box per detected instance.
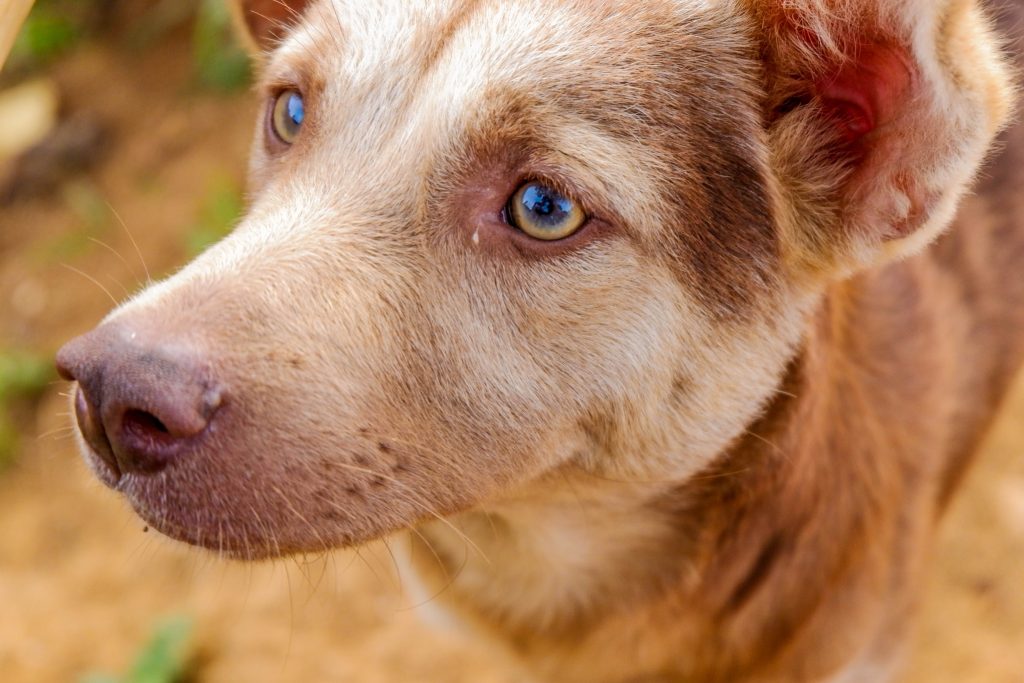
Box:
[0,33,1022,683]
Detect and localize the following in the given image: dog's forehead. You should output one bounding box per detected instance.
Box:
[271,0,737,107]
[249,0,769,289]
[261,0,751,208]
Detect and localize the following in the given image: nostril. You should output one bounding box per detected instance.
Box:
[58,323,224,476]
[117,407,198,474]
[123,409,170,437]
[112,390,220,475]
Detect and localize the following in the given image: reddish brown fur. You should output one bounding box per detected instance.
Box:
[56,1,1020,681]
[234,0,313,48]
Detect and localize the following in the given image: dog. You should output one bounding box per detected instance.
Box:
[55,1,1021,681]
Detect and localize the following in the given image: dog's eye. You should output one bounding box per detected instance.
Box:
[271,89,304,145]
[506,182,586,241]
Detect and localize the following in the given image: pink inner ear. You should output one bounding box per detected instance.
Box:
[816,44,913,144]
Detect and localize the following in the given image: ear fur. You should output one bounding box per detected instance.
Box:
[229,0,312,53]
[747,0,1016,281]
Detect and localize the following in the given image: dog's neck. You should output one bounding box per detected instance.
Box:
[406,268,960,678]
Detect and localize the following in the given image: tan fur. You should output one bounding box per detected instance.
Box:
[57,1,1020,681]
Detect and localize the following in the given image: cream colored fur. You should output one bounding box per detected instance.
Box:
[60,1,1017,682]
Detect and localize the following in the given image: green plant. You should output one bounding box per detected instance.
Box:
[0,351,52,404]
[9,0,250,93]
[10,8,81,68]
[79,616,195,683]
[0,414,20,469]
[192,0,250,92]
[0,349,55,467]
[186,173,243,256]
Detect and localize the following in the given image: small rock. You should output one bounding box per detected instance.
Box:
[0,78,59,162]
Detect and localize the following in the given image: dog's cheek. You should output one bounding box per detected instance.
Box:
[424,246,698,474]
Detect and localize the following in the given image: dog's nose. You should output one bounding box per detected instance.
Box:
[56,323,223,478]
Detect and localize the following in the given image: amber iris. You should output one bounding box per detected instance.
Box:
[271,89,305,145]
[507,182,586,241]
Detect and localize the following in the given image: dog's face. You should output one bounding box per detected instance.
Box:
[56,0,1011,558]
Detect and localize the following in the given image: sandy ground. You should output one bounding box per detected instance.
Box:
[0,34,1022,683]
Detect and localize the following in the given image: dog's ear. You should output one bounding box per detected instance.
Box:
[230,0,312,53]
[748,0,1014,279]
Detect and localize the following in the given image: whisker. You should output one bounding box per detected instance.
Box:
[36,426,76,441]
[354,546,385,587]
[270,0,304,22]
[270,0,335,57]
[398,525,472,611]
[745,429,788,459]
[321,0,347,52]
[105,273,132,300]
[282,559,296,673]
[88,236,139,285]
[380,536,403,592]
[336,546,362,578]
[310,456,491,563]
[270,484,333,562]
[575,466,751,486]
[106,202,151,284]
[218,519,225,564]
[61,264,119,307]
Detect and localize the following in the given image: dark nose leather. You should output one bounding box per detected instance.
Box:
[56,323,223,478]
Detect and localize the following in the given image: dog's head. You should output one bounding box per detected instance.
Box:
[57,0,1012,557]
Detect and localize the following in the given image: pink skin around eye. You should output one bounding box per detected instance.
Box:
[453,167,611,260]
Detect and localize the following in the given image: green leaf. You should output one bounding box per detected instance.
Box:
[193,0,251,92]
[0,350,54,403]
[0,413,18,470]
[186,174,243,256]
[0,350,56,468]
[77,675,120,683]
[11,11,80,66]
[76,616,194,683]
[126,616,194,683]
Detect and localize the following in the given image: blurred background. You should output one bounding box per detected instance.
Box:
[0,2,1021,681]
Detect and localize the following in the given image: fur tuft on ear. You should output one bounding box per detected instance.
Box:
[746,0,1015,281]
[230,0,312,53]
